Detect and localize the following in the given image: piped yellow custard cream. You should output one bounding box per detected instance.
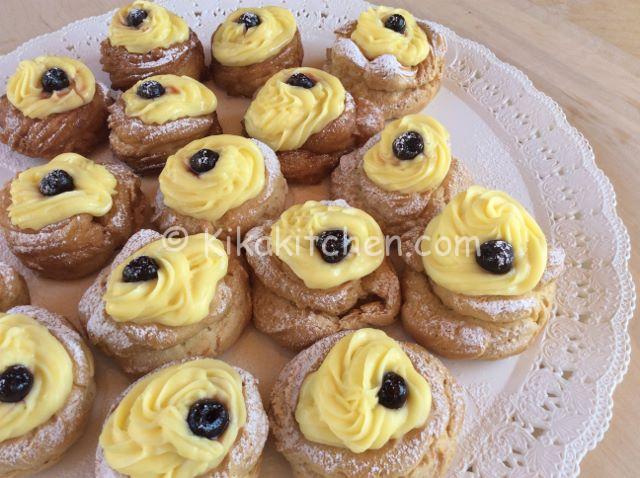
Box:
[108,0,189,54]
[421,186,548,296]
[9,153,117,230]
[295,328,431,453]
[6,56,96,119]
[244,67,346,151]
[100,358,246,478]
[159,135,266,222]
[104,233,228,327]
[212,6,297,67]
[363,114,451,194]
[351,6,429,67]
[122,74,217,125]
[0,313,73,443]
[270,200,384,289]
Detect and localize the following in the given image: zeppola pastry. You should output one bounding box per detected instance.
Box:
[0,262,29,312]
[101,0,205,90]
[0,153,146,279]
[79,230,251,374]
[243,67,384,183]
[331,114,472,236]
[96,358,268,478]
[270,328,464,477]
[108,74,222,172]
[0,55,111,159]
[326,6,446,119]
[211,6,303,97]
[402,186,565,359]
[0,306,95,478]
[153,134,287,240]
[245,200,400,350]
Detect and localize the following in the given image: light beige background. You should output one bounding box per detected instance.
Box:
[0,1,637,476]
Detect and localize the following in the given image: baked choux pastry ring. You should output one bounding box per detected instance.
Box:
[0,56,111,159]
[245,200,401,350]
[0,306,95,478]
[100,1,206,90]
[95,358,268,478]
[0,153,147,280]
[152,134,288,241]
[79,230,252,375]
[243,67,384,183]
[332,114,472,236]
[402,186,565,359]
[211,6,304,97]
[326,6,446,119]
[108,74,223,173]
[270,328,464,477]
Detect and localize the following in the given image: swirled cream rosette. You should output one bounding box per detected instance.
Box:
[421,186,548,296]
[351,6,429,67]
[108,0,189,54]
[270,200,384,289]
[244,67,346,151]
[212,6,297,67]
[104,233,229,327]
[6,56,96,119]
[295,328,431,453]
[100,358,246,478]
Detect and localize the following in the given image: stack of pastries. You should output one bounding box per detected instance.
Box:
[0,3,564,478]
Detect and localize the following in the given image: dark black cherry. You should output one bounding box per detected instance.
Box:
[39,169,74,196]
[136,80,166,99]
[122,256,159,282]
[476,240,515,274]
[286,73,316,89]
[377,371,408,409]
[189,149,220,174]
[187,399,230,440]
[0,365,34,403]
[315,229,351,264]
[41,68,70,93]
[384,14,406,34]
[392,131,424,160]
[236,12,261,29]
[126,8,148,27]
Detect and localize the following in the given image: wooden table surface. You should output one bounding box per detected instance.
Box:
[0,0,637,476]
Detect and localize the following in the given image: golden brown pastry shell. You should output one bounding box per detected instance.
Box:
[244,223,401,351]
[108,96,223,173]
[0,305,95,478]
[152,139,288,241]
[0,162,147,280]
[326,21,446,119]
[269,331,464,478]
[0,85,111,160]
[211,29,304,98]
[244,93,384,184]
[100,30,206,91]
[401,247,565,360]
[94,357,269,478]
[331,133,473,236]
[0,262,30,312]
[78,230,252,375]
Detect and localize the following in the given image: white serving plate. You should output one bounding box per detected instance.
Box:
[0,1,634,477]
